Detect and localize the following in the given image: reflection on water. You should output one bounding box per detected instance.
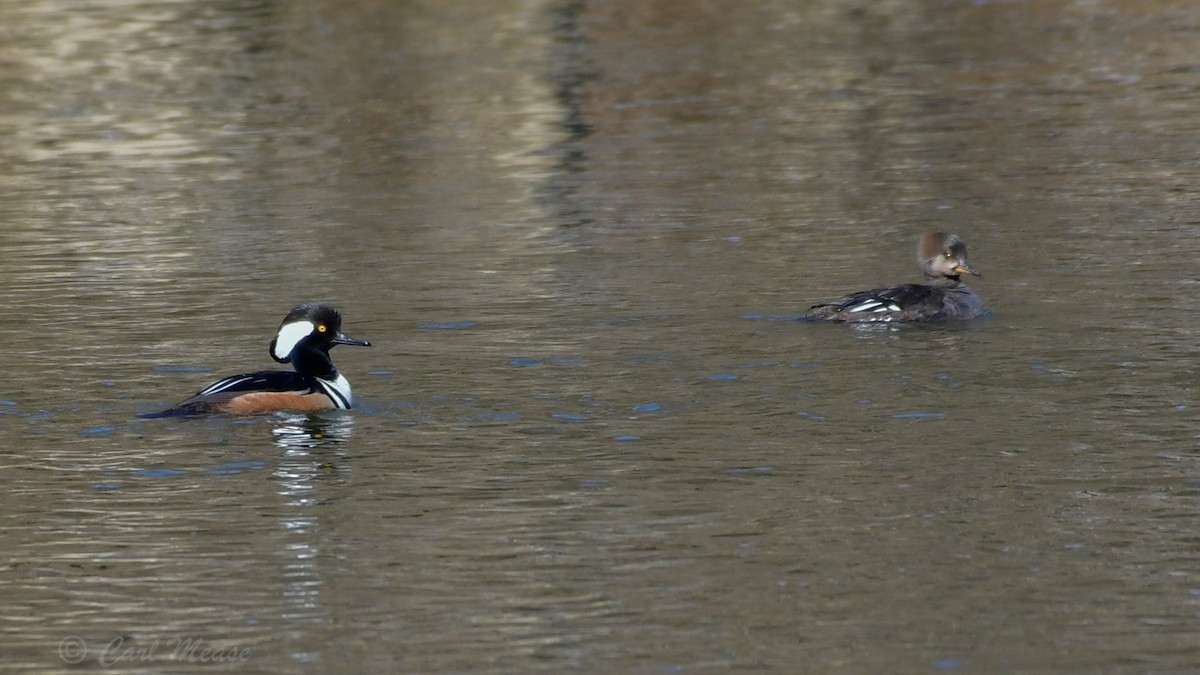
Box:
[270,414,355,663]
[271,412,355,451]
[2,0,1200,672]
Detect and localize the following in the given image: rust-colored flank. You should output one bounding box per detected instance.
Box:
[219,392,335,415]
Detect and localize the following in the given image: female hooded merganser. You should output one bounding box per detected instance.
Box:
[801,232,984,323]
[142,303,370,417]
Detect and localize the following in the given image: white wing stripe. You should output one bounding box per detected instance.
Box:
[846,299,901,313]
[198,376,253,396]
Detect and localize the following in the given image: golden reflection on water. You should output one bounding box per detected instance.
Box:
[0,1,250,171]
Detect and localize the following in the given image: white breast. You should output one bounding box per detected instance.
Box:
[316,373,354,409]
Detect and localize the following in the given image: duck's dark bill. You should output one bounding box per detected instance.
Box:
[333,333,371,347]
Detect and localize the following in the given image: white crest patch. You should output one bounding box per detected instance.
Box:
[273,320,316,360]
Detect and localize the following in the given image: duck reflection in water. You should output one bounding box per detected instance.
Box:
[271,412,355,450]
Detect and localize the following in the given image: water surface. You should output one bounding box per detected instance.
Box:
[2,0,1199,672]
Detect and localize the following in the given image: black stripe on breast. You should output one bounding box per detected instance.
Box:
[314,378,351,409]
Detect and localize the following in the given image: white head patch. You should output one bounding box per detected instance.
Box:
[273,320,316,361]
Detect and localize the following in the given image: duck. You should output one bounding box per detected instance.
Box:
[801,231,984,322]
[141,302,370,417]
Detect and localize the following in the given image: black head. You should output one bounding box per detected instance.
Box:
[268,303,370,377]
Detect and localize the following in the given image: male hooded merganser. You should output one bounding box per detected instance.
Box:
[142,303,370,417]
[801,232,984,323]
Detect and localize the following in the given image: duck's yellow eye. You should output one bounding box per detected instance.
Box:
[317,324,327,333]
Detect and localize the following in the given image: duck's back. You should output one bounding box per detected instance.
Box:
[803,282,980,323]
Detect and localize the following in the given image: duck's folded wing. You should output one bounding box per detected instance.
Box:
[813,284,939,313]
[141,371,315,417]
[194,371,310,397]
